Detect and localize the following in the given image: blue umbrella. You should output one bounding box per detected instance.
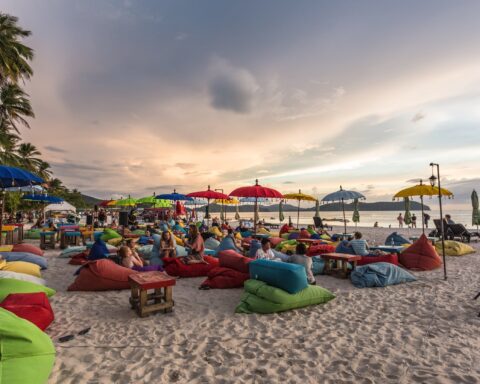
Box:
[155,190,193,201]
[322,186,366,234]
[22,194,64,204]
[0,165,43,188]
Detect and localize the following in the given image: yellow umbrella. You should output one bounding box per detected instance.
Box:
[282,189,317,228]
[214,198,239,221]
[394,181,453,233]
[106,200,117,206]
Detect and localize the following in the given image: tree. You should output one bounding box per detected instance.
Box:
[17,142,42,171]
[0,82,34,133]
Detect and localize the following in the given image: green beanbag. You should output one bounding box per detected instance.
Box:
[0,308,56,384]
[0,279,55,302]
[235,279,335,314]
[100,228,122,242]
[25,229,41,240]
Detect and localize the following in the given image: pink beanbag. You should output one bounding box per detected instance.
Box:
[201,267,249,289]
[12,243,44,256]
[163,256,219,277]
[68,259,137,291]
[357,253,399,266]
[218,250,251,273]
[0,292,54,331]
[399,234,442,271]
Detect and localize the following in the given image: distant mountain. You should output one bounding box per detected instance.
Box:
[81,194,102,207]
[195,201,430,212]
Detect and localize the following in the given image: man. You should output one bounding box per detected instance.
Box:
[411,214,417,228]
[424,213,430,228]
[287,243,316,285]
[255,238,281,261]
[397,213,404,228]
[445,214,455,225]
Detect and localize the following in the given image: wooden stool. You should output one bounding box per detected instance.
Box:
[129,272,176,318]
[322,253,361,278]
[60,231,81,249]
[40,231,56,250]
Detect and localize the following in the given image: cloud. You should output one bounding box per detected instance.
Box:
[175,162,195,169]
[44,146,67,153]
[412,112,425,122]
[283,181,294,184]
[208,58,259,114]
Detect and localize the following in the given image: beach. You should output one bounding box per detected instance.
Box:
[43,226,480,384]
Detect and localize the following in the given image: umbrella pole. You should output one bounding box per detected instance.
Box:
[0,190,4,246]
[254,197,258,234]
[342,198,347,234]
[297,200,300,229]
[421,195,425,234]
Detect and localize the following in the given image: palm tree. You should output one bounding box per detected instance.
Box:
[0,13,33,84]
[16,142,42,171]
[0,126,20,165]
[48,178,65,192]
[36,160,52,181]
[0,82,34,133]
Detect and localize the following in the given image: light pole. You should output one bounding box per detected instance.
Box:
[429,163,447,280]
[215,188,225,223]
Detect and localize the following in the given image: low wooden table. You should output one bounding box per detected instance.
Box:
[129,272,176,318]
[322,253,361,278]
[40,231,56,250]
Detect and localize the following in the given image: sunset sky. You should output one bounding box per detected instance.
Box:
[4,0,480,205]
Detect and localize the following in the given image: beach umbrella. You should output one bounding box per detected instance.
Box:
[283,190,317,228]
[314,199,320,218]
[279,200,285,222]
[136,195,157,204]
[229,179,283,233]
[114,196,137,207]
[322,186,366,234]
[403,197,412,226]
[472,190,480,231]
[99,199,115,207]
[0,166,44,245]
[156,190,193,202]
[352,198,360,227]
[187,186,229,224]
[239,197,270,203]
[393,181,453,234]
[22,194,64,204]
[214,198,239,222]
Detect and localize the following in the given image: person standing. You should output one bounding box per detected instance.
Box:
[411,214,417,228]
[397,213,404,228]
[424,213,430,228]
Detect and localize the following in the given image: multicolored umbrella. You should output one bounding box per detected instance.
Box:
[472,190,480,229]
[283,189,317,228]
[322,186,366,234]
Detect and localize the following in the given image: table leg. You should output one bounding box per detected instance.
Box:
[139,289,148,317]
[130,285,139,309]
[342,261,348,278]
[165,286,173,313]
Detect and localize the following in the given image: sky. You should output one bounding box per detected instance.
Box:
[3,0,480,207]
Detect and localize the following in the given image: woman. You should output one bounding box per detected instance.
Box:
[160,231,176,258]
[119,245,144,269]
[183,224,207,264]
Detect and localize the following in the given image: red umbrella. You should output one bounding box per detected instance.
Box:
[99,200,114,207]
[187,185,229,223]
[229,179,283,233]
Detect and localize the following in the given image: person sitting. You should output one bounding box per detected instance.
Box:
[88,238,110,261]
[287,243,316,285]
[445,214,455,225]
[119,245,144,269]
[160,231,176,258]
[221,221,232,231]
[255,238,283,261]
[298,228,311,239]
[217,229,242,253]
[280,223,293,236]
[183,224,207,264]
[349,232,369,256]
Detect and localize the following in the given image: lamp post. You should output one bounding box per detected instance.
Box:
[215,188,225,223]
[429,163,447,280]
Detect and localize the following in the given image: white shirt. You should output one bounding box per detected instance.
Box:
[255,248,278,260]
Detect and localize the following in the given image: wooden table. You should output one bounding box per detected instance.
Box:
[297,238,322,245]
[322,253,361,278]
[129,272,176,318]
[40,231,56,250]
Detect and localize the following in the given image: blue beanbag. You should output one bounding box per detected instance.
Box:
[88,239,110,261]
[310,233,321,240]
[311,256,325,275]
[249,259,308,294]
[335,240,355,255]
[248,240,261,258]
[240,231,252,238]
[350,262,417,288]
[288,232,300,240]
[138,235,151,245]
[0,252,48,270]
[216,236,241,255]
[385,232,411,246]
[205,237,220,251]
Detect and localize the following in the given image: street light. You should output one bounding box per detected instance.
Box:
[429,162,447,280]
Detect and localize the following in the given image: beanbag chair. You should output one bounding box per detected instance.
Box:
[68,259,137,291]
[107,238,123,246]
[240,231,252,238]
[435,240,475,256]
[24,229,41,239]
[59,246,87,258]
[68,251,89,265]
[0,260,41,278]
[350,262,417,288]
[205,237,220,251]
[249,259,308,294]
[11,243,44,256]
[216,236,241,255]
[288,232,300,240]
[311,256,325,275]
[0,308,56,384]
[310,233,321,240]
[100,228,122,242]
[201,267,249,289]
[335,240,355,255]
[0,279,55,302]
[0,292,54,331]
[176,245,188,257]
[298,229,311,239]
[275,239,296,251]
[137,244,154,259]
[385,232,411,246]
[0,245,13,252]
[268,237,283,247]
[236,279,335,314]
[173,234,184,246]
[151,233,161,260]
[209,226,223,238]
[88,238,110,261]
[357,253,399,266]
[0,252,48,269]
[218,250,251,273]
[0,271,46,286]
[280,243,297,254]
[306,244,336,256]
[399,234,442,270]
[257,228,271,236]
[248,240,261,258]
[162,256,219,278]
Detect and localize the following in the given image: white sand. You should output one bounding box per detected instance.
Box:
[41,226,480,383]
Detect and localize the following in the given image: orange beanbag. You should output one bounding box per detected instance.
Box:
[218,250,251,273]
[12,244,44,256]
[399,234,442,270]
[163,256,219,277]
[68,259,137,291]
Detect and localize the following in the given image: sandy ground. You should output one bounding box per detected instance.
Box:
[40,226,480,384]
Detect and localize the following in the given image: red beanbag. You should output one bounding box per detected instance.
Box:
[298,230,311,239]
[0,292,54,331]
[201,267,249,289]
[68,259,137,291]
[12,243,44,256]
[68,251,89,265]
[357,253,399,266]
[218,250,251,273]
[306,244,336,256]
[163,256,219,277]
[399,234,442,270]
[268,237,283,247]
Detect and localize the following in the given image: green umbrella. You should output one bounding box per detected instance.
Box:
[403,197,412,226]
[115,196,137,207]
[314,199,320,218]
[472,190,480,229]
[136,195,157,204]
[279,200,285,222]
[152,199,171,208]
[352,198,360,226]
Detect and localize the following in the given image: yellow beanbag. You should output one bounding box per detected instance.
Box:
[107,238,123,246]
[209,226,223,238]
[0,260,41,278]
[0,245,13,252]
[174,235,184,246]
[235,232,243,240]
[257,228,271,236]
[435,240,475,256]
[280,244,297,254]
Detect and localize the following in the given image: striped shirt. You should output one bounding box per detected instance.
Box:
[349,239,369,256]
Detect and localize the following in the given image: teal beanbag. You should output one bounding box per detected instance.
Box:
[249,259,308,294]
[0,308,56,384]
[350,262,417,288]
[0,279,56,302]
[236,279,335,314]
